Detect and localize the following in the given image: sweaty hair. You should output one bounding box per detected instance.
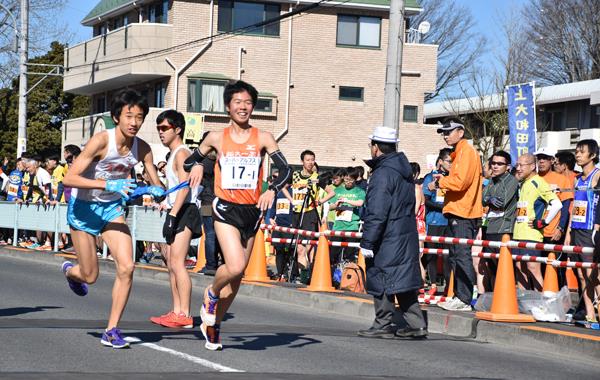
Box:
[576,139,599,164]
[491,150,512,166]
[156,109,186,138]
[110,89,149,122]
[64,144,81,157]
[346,166,360,180]
[301,149,316,161]
[556,151,576,170]
[223,80,258,107]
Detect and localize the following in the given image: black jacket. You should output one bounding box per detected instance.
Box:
[361,152,422,296]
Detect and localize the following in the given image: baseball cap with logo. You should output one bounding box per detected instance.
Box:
[436,121,465,134]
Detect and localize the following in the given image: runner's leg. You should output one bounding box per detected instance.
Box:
[212,221,254,324]
[168,227,193,316]
[163,245,181,314]
[67,229,99,284]
[101,219,135,329]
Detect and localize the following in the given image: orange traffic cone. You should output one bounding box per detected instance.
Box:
[191,227,206,273]
[542,252,559,293]
[301,225,339,292]
[565,261,579,291]
[445,270,455,298]
[476,234,535,322]
[357,249,366,275]
[243,228,271,282]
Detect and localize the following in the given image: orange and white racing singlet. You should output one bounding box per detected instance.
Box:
[214,126,263,205]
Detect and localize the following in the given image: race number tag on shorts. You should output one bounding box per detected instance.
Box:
[572,200,588,223]
[516,201,529,223]
[435,189,445,203]
[8,184,18,197]
[142,194,153,207]
[276,198,290,215]
[336,210,353,222]
[220,156,260,190]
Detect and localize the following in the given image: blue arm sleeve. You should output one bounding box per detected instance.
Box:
[559,199,571,230]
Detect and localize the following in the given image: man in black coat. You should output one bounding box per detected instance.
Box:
[358,127,427,339]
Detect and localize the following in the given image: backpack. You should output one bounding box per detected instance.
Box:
[340,262,366,294]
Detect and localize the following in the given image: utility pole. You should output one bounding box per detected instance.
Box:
[17,0,28,158]
[382,0,404,141]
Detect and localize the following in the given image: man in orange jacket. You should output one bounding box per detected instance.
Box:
[427,121,483,311]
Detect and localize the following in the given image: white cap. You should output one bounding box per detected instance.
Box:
[369,126,400,143]
[534,147,557,158]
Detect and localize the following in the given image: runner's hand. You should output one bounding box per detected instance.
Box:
[550,229,562,241]
[147,185,165,198]
[105,179,137,199]
[188,165,204,188]
[257,189,275,211]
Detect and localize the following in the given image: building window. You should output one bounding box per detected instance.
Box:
[403,105,418,123]
[149,0,169,24]
[93,23,107,37]
[111,14,128,30]
[339,86,364,101]
[218,0,280,36]
[255,98,273,113]
[155,81,166,108]
[337,15,381,48]
[188,79,226,113]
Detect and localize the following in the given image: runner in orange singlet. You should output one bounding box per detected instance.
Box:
[184,80,291,350]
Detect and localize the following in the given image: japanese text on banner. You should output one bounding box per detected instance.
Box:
[507,83,537,165]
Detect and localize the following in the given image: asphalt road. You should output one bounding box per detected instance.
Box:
[1,254,599,379]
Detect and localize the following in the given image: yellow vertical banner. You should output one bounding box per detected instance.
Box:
[184,113,204,144]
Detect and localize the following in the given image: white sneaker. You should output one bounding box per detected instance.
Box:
[439,297,472,311]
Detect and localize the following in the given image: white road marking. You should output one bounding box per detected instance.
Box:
[124,337,243,372]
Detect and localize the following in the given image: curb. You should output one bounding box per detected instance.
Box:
[2,247,599,362]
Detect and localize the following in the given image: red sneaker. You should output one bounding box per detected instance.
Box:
[150,311,175,325]
[160,312,193,329]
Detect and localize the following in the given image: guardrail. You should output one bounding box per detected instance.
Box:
[0,201,167,259]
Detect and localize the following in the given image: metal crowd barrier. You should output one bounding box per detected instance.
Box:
[0,201,167,260]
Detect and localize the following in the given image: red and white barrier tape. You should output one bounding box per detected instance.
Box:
[418,295,449,304]
[262,224,595,256]
[266,238,449,254]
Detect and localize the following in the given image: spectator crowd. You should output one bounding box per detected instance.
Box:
[1,119,599,328]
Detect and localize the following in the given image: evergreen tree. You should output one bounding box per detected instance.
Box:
[0,41,89,166]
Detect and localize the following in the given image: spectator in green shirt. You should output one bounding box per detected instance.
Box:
[329,167,366,265]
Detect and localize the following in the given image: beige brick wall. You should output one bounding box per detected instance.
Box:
[66,0,439,170]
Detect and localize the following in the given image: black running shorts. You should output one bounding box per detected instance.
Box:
[212,197,263,245]
[172,202,203,239]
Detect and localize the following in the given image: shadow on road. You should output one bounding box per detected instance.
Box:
[227,333,321,351]
[0,306,62,317]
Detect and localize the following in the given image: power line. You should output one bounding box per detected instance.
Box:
[65,0,354,76]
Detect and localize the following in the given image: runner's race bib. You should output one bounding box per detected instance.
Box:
[8,184,18,198]
[516,201,529,223]
[220,155,260,190]
[292,187,308,207]
[276,198,290,215]
[572,200,588,224]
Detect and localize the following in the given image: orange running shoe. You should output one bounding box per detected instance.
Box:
[160,312,193,329]
[150,311,175,325]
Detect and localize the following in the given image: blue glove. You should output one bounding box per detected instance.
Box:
[105,179,137,199]
[147,186,165,198]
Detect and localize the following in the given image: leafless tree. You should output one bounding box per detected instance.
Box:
[0,0,69,86]
[409,0,487,101]
[523,0,600,85]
